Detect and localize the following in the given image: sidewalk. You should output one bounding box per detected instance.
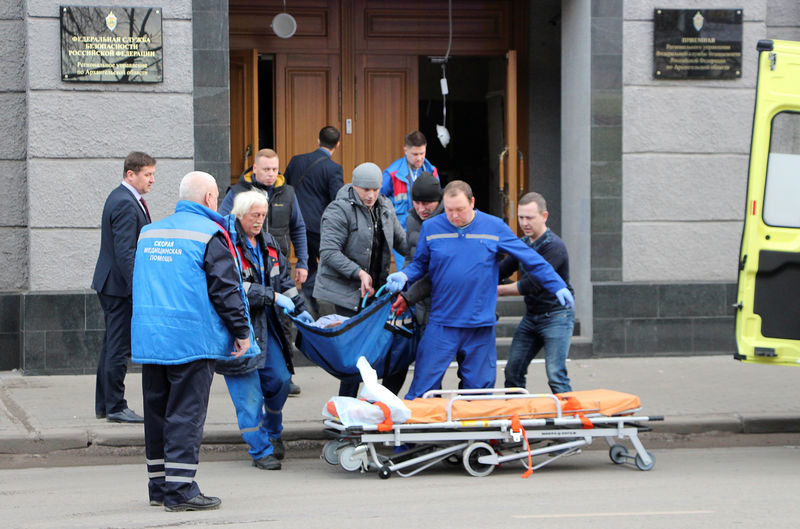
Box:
[1,356,799,455]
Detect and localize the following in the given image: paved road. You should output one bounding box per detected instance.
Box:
[2,445,799,528]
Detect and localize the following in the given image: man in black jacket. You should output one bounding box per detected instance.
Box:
[284,126,343,315]
[91,151,155,423]
[391,172,444,328]
[219,148,308,284]
[497,192,575,394]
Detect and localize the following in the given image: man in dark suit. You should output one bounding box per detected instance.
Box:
[283,126,343,315]
[92,151,156,423]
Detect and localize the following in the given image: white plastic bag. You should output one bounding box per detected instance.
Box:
[321,357,412,427]
[356,356,411,423]
[322,397,389,427]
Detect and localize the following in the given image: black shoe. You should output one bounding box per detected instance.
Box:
[149,499,163,506]
[96,412,106,419]
[165,493,221,512]
[289,382,301,396]
[107,408,144,423]
[252,454,281,470]
[270,438,285,460]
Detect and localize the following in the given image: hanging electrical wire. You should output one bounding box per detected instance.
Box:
[436,0,453,148]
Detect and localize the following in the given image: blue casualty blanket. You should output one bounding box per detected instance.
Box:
[288,291,418,382]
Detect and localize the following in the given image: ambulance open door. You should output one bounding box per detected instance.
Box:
[735,39,800,365]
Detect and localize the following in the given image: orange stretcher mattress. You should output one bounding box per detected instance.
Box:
[402,389,640,424]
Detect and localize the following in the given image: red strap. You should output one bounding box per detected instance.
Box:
[235,246,252,270]
[361,399,394,432]
[560,396,594,429]
[213,222,239,263]
[510,414,533,479]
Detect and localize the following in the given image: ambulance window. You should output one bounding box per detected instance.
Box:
[764,112,800,227]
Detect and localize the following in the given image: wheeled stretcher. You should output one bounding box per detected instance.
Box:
[322,388,663,478]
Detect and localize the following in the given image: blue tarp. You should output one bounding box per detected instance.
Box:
[288,291,418,382]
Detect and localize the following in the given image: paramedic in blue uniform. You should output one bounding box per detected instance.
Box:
[386,180,574,400]
[132,171,254,512]
[217,191,313,471]
[498,192,574,394]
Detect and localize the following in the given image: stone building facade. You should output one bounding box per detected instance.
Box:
[1,0,799,373]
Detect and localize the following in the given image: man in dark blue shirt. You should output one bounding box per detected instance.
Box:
[498,192,575,394]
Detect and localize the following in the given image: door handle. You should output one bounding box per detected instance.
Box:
[243,144,252,166]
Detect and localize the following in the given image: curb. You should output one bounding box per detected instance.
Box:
[2,417,799,455]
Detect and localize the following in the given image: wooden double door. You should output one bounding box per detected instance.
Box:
[230,52,417,182]
[229,0,526,228]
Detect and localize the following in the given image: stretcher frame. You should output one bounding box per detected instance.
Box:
[322,388,663,478]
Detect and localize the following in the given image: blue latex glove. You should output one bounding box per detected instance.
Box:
[555,287,574,309]
[274,293,295,313]
[385,271,408,293]
[297,310,314,324]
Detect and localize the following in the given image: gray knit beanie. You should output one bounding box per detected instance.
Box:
[352,162,382,189]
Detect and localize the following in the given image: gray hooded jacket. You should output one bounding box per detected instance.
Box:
[313,184,409,311]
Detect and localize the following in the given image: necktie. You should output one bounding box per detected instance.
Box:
[140,197,151,222]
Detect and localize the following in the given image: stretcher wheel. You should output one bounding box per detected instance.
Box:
[463,442,496,477]
[323,441,342,465]
[338,445,363,472]
[378,465,391,479]
[634,451,656,471]
[609,444,629,464]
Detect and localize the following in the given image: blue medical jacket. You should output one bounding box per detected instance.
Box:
[402,210,566,328]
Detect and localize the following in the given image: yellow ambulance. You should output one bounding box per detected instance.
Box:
[735,39,800,366]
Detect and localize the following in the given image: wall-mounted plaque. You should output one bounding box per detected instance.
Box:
[654,8,742,80]
[60,5,163,83]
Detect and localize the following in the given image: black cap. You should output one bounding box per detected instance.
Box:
[411,172,442,202]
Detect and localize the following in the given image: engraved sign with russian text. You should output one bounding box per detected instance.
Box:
[60,5,163,83]
[654,8,742,80]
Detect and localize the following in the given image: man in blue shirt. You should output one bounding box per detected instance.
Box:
[498,192,574,394]
[381,130,438,268]
[386,181,574,400]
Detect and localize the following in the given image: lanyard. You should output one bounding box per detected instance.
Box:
[245,237,266,285]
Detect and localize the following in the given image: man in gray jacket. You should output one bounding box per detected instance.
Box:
[314,162,409,396]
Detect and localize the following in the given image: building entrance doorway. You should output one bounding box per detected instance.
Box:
[419,55,507,218]
[229,0,531,229]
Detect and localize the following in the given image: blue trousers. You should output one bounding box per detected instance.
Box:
[405,324,496,400]
[224,338,290,460]
[503,308,574,394]
[142,359,214,506]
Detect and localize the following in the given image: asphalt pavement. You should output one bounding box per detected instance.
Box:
[1,355,799,456]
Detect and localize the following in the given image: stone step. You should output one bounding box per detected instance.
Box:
[495,316,582,338]
[294,335,593,367]
[496,296,526,316]
[496,335,593,360]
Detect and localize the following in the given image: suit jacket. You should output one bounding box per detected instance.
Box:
[283,148,343,234]
[92,184,150,298]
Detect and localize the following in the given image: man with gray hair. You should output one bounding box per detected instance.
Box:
[132,171,255,512]
[314,162,409,396]
[216,190,313,470]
